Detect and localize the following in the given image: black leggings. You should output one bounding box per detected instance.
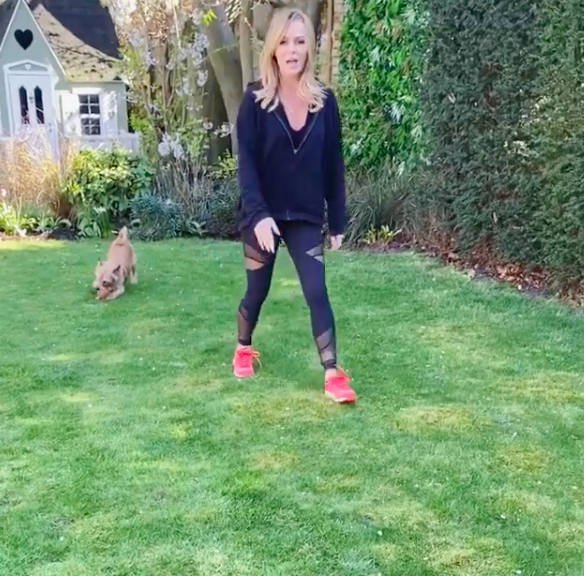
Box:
[237,220,337,371]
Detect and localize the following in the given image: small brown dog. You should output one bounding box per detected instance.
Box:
[93,226,137,300]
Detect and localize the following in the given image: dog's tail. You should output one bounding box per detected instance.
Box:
[115,226,129,245]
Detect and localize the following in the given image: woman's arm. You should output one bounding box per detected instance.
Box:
[236,86,271,230]
[325,89,347,237]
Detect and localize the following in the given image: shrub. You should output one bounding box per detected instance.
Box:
[199,153,240,238]
[0,189,71,237]
[0,195,36,236]
[515,0,584,288]
[336,0,584,292]
[135,159,238,240]
[344,161,410,246]
[412,0,543,255]
[0,135,70,214]
[0,203,70,237]
[196,177,239,239]
[338,0,428,171]
[405,0,584,292]
[148,160,213,237]
[130,194,183,241]
[61,147,154,237]
[150,160,201,229]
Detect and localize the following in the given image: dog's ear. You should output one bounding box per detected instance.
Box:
[95,260,102,273]
[113,264,121,276]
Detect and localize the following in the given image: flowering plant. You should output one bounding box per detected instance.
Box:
[109,0,232,165]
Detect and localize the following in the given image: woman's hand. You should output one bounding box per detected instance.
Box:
[254,217,280,252]
[330,234,344,251]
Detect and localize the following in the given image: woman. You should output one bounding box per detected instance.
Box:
[232,7,356,404]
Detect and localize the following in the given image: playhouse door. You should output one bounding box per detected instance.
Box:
[7,73,58,156]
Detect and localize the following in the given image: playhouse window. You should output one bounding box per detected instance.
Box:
[79,94,101,135]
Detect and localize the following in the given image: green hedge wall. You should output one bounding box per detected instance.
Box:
[415,0,584,288]
[520,0,584,286]
[340,0,584,289]
[415,0,543,253]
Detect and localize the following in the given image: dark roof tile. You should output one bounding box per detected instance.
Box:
[0,0,123,81]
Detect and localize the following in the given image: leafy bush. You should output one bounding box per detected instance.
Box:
[130,194,183,241]
[0,198,35,236]
[208,150,237,182]
[61,147,154,237]
[196,177,239,239]
[399,0,584,292]
[337,0,584,292]
[338,0,428,171]
[0,189,70,237]
[344,161,410,246]
[196,153,239,238]
[363,225,402,247]
[130,159,238,240]
[150,160,201,229]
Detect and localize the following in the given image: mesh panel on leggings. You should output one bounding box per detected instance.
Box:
[237,306,253,346]
[306,245,324,264]
[316,327,336,369]
[244,243,268,271]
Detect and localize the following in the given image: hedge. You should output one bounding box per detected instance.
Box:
[340,0,584,290]
[415,0,584,289]
[520,0,584,286]
[415,0,543,254]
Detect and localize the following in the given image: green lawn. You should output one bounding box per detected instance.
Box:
[1,238,584,576]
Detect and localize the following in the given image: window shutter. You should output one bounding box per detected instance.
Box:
[102,91,119,136]
[60,92,80,137]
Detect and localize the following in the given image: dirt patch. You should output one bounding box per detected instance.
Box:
[357,239,412,254]
[417,242,550,299]
[48,228,79,241]
[352,234,581,306]
[394,405,478,434]
[0,228,78,242]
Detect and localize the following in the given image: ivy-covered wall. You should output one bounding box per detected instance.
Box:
[337,0,427,171]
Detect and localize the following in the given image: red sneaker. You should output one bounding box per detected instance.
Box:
[233,347,261,378]
[325,369,356,403]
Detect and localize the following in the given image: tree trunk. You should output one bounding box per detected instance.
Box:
[203,2,244,154]
[239,0,255,87]
[323,0,333,84]
[301,0,325,38]
[203,61,230,164]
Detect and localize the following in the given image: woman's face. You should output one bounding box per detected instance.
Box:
[274,18,309,80]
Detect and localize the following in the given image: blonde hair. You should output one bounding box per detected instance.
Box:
[254,8,327,113]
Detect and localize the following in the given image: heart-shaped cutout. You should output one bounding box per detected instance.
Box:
[14,29,33,50]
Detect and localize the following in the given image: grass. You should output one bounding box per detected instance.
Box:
[1,238,584,576]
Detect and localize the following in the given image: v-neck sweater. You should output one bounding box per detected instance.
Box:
[290,121,310,150]
[235,81,347,235]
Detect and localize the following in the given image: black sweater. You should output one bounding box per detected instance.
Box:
[235,82,347,235]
